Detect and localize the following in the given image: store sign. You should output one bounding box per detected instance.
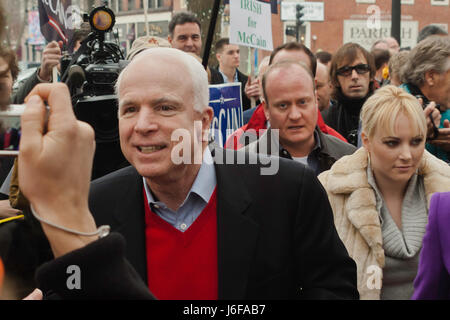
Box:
[230,0,273,50]
[281,2,324,22]
[343,20,419,49]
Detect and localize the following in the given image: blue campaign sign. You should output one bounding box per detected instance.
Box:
[209,83,243,146]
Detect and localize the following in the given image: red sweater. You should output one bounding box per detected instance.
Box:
[143,188,218,300]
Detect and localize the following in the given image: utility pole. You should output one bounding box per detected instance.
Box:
[391,0,401,47]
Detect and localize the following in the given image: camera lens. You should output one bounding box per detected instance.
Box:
[74,96,119,144]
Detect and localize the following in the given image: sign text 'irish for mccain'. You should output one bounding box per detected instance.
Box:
[230,0,273,51]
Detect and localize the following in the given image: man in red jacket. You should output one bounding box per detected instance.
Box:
[225,42,346,150]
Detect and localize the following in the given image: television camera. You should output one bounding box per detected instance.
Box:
[60,3,129,179]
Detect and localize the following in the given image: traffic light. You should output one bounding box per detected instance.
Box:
[285,25,296,37]
[296,4,304,27]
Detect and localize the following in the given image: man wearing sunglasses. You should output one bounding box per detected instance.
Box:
[322,43,376,146]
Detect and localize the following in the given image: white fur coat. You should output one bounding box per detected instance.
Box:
[318,147,450,299]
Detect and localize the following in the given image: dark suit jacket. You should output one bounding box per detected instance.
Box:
[210,67,256,112]
[89,148,358,299]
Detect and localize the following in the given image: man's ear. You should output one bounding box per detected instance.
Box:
[313,90,319,108]
[263,101,270,121]
[197,107,213,143]
[331,77,340,88]
[167,35,173,45]
[328,80,333,90]
[424,70,436,86]
[202,106,214,129]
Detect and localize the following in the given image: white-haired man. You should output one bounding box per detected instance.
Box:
[14,47,357,300]
[86,48,358,299]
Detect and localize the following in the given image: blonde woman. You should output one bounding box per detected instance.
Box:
[318,85,450,299]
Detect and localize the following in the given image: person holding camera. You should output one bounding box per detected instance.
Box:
[400,35,450,163]
[12,24,90,105]
[12,41,62,105]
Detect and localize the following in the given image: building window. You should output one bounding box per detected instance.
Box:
[431,0,449,5]
[109,0,118,12]
[149,0,164,8]
[401,0,414,4]
[355,0,375,3]
[118,0,123,12]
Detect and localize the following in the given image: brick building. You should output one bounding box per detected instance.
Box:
[20,0,449,71]
[106,0,174,54]
[273,0,449,55]
[221,0,448,71]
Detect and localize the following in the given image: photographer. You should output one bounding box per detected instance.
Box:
[401,36,450,163]
[12,41,61,105]
[12,23,90,106]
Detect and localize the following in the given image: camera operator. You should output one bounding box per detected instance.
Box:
[13,25,90,106]
[0,17,116,200]
[12,41,61,105]
[401,36,450,163]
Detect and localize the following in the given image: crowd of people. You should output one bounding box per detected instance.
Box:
[0,8,449,301]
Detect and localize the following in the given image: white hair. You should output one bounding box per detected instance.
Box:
[115,47,209,112]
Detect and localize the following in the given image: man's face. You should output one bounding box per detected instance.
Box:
[272,49,312,72]
[118,54,211,182]
[336,51,371,99]
[216,44,240,70]
[315,63,333,111]
[0,57,13,109]
[385,37,400,55]
[168,22,202,56]
[264,65,318,155]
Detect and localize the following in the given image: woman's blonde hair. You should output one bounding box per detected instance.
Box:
[360,85,427,139]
